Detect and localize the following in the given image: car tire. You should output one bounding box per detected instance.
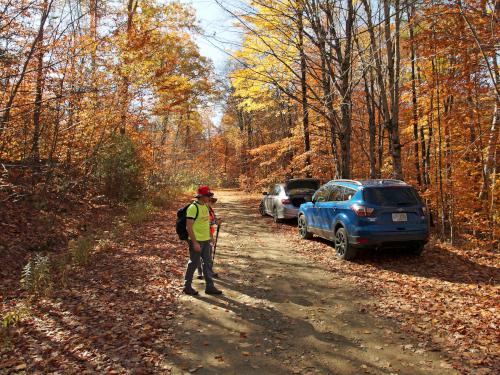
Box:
[335,227,357,260]
[259,201,266,216]
[298,215,313,239]
[409,242,425,256]
[273,207,281,223]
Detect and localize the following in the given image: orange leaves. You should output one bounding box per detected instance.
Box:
[0,0,215,205]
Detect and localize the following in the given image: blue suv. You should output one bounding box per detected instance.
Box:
[298,179,429,260]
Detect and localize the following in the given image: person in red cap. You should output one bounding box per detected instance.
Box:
[183,185,222,295]
[197,196,222,279]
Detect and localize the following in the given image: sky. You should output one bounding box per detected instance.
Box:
[180,0,242,71]
[179,0,244,125]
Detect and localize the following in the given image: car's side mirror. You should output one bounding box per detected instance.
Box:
[262,191,269,196]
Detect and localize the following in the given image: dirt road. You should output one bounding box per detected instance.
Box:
[166,190,457,375]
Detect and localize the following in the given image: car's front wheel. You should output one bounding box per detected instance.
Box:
[335,227,357,260]
[298,215,313,239]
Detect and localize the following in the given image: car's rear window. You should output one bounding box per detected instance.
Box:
[286,179,320,191]
[363,187,421,207]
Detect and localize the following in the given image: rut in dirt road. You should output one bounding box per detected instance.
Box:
[166,190,457,375]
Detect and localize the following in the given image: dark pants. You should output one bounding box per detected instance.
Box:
[185,240,213,288]
[197,245,213,276]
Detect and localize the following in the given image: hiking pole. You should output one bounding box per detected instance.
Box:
[212,224,221,261]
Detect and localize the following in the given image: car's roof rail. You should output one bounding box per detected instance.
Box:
[360,179,407,185]
[381,179,406,184]
[334,179,362,186]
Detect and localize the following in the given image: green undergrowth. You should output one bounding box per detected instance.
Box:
[0,303,29,346]
[147,186,185,209]
[127,200,154,225]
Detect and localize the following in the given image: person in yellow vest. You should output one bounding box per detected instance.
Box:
[183,186,222,296]
[197,196,222,279]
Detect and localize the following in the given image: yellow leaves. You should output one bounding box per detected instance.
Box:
[229,1,300,113]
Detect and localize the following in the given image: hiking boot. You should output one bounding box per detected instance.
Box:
[197,274,203,280]
[205,286,222,295]
[183,286,199,296]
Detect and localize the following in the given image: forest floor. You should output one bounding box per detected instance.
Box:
[0,190,498,374]
[165,190,458,375]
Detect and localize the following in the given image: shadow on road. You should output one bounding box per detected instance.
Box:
[268,216,499,286]
[355,246,499,286]
[167,191,458,375]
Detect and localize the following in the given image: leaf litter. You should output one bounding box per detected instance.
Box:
[0,205,187,373]
[276,218,500,374]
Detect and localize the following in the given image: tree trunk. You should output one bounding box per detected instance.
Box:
[444,95,454,243]
[432,55,447,239]
[408,2,421,185]
[338,0,354,179]
[479,54,500,200]
[361,0,403,179]
[297,8,311,176]
[366,72,377,179]
[356,33,377,178]
[384,0,403,179]
[377,99,383,178]
[30,0,47,163]
[0,0,53,140]
[120,0,138,135]
[479,102,499,197]
[426,91,434,188]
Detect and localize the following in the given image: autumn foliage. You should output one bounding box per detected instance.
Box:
[0,0,217,202]
[2,0,496,245]
[215,0,498,247]
[0,1,498,372]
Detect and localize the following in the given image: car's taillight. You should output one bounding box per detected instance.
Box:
[350,204,375,217]
[281,199,291,205]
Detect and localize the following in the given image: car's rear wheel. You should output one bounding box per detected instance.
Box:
[273,207,281,223]
[335,227,357,260]
[259,201,266,216]
[298,215,313,239]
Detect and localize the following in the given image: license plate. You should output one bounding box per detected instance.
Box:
[392,213,407,222]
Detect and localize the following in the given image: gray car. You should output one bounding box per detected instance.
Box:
[259,178,320,222]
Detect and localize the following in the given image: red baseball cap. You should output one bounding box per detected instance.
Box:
[195,185,214,198]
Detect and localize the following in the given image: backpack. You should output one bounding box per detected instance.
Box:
[176,203,199,241]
